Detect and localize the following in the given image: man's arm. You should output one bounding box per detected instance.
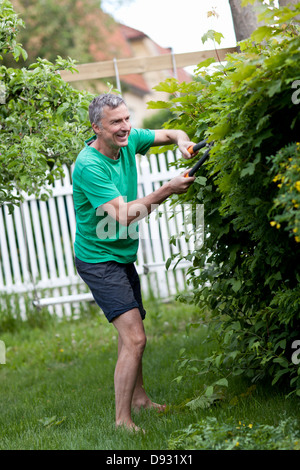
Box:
[153,129,197,159]
[102,169,194,226]
[102,129,196,226]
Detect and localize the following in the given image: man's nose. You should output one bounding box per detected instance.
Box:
[121,120,131,130]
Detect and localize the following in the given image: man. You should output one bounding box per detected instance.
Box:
[73,93,196,431]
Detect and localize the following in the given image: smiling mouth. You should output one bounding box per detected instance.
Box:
[116,134,129,141]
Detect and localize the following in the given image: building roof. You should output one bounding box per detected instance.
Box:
[88,18,191,95]
[119,24,148,41]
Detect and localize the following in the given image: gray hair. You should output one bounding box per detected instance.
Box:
[88,93,126,128]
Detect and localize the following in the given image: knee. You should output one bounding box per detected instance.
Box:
[131,333,147,357]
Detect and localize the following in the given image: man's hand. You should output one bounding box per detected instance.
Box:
[167,169,195,194]
[177,138,198,160]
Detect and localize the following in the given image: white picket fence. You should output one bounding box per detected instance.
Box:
[0,150,200,318]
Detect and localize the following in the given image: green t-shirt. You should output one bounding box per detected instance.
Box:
[73,128,155,263]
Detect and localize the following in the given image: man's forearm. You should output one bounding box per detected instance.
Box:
[153,129,194,159]
[163,129,190,145]
[154,129,189,146]
[102,171,193,227]
[125,181,173,225]
[103,182,173,226]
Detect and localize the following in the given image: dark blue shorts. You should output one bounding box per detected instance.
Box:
[75,257,146,323]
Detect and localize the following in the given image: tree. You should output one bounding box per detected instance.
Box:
[4,0,120,66]
[229,0,261,41]
[0,0,94,208]
[229,0,300,42]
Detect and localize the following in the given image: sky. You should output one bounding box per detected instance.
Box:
[102,0,237,55]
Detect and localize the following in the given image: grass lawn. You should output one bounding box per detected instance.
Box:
[0,298,299,450]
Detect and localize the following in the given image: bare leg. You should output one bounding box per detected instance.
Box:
[112,308,147,431]
[116,318,166,414]
[131,361,166,412]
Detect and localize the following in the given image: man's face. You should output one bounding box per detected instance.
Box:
[95,104,132,150]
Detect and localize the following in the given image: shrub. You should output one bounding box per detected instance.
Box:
[148,1,300,395]
[168,417,300,450]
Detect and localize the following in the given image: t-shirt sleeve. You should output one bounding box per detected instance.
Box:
[130,128,155,155]
[80,165,121,210]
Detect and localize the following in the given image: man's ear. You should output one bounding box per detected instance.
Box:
[92,122,101,135]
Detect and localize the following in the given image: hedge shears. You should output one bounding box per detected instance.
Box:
[185,139,213,177]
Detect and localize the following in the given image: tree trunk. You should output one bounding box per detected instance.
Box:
[279,0,299,6]
[279,0,300,20]
[229,0,261,42]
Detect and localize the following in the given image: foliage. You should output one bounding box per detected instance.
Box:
[0,0,27,61]
[4,0,111,66]
[142,109,174,130]
[0,1,94,208]
[148,0,300,396]
[168,417,300,450]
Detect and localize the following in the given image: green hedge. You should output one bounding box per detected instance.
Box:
[148,1,300,395]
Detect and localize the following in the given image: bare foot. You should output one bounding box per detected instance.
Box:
[116,420,145,433]
[132,399,167,413]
